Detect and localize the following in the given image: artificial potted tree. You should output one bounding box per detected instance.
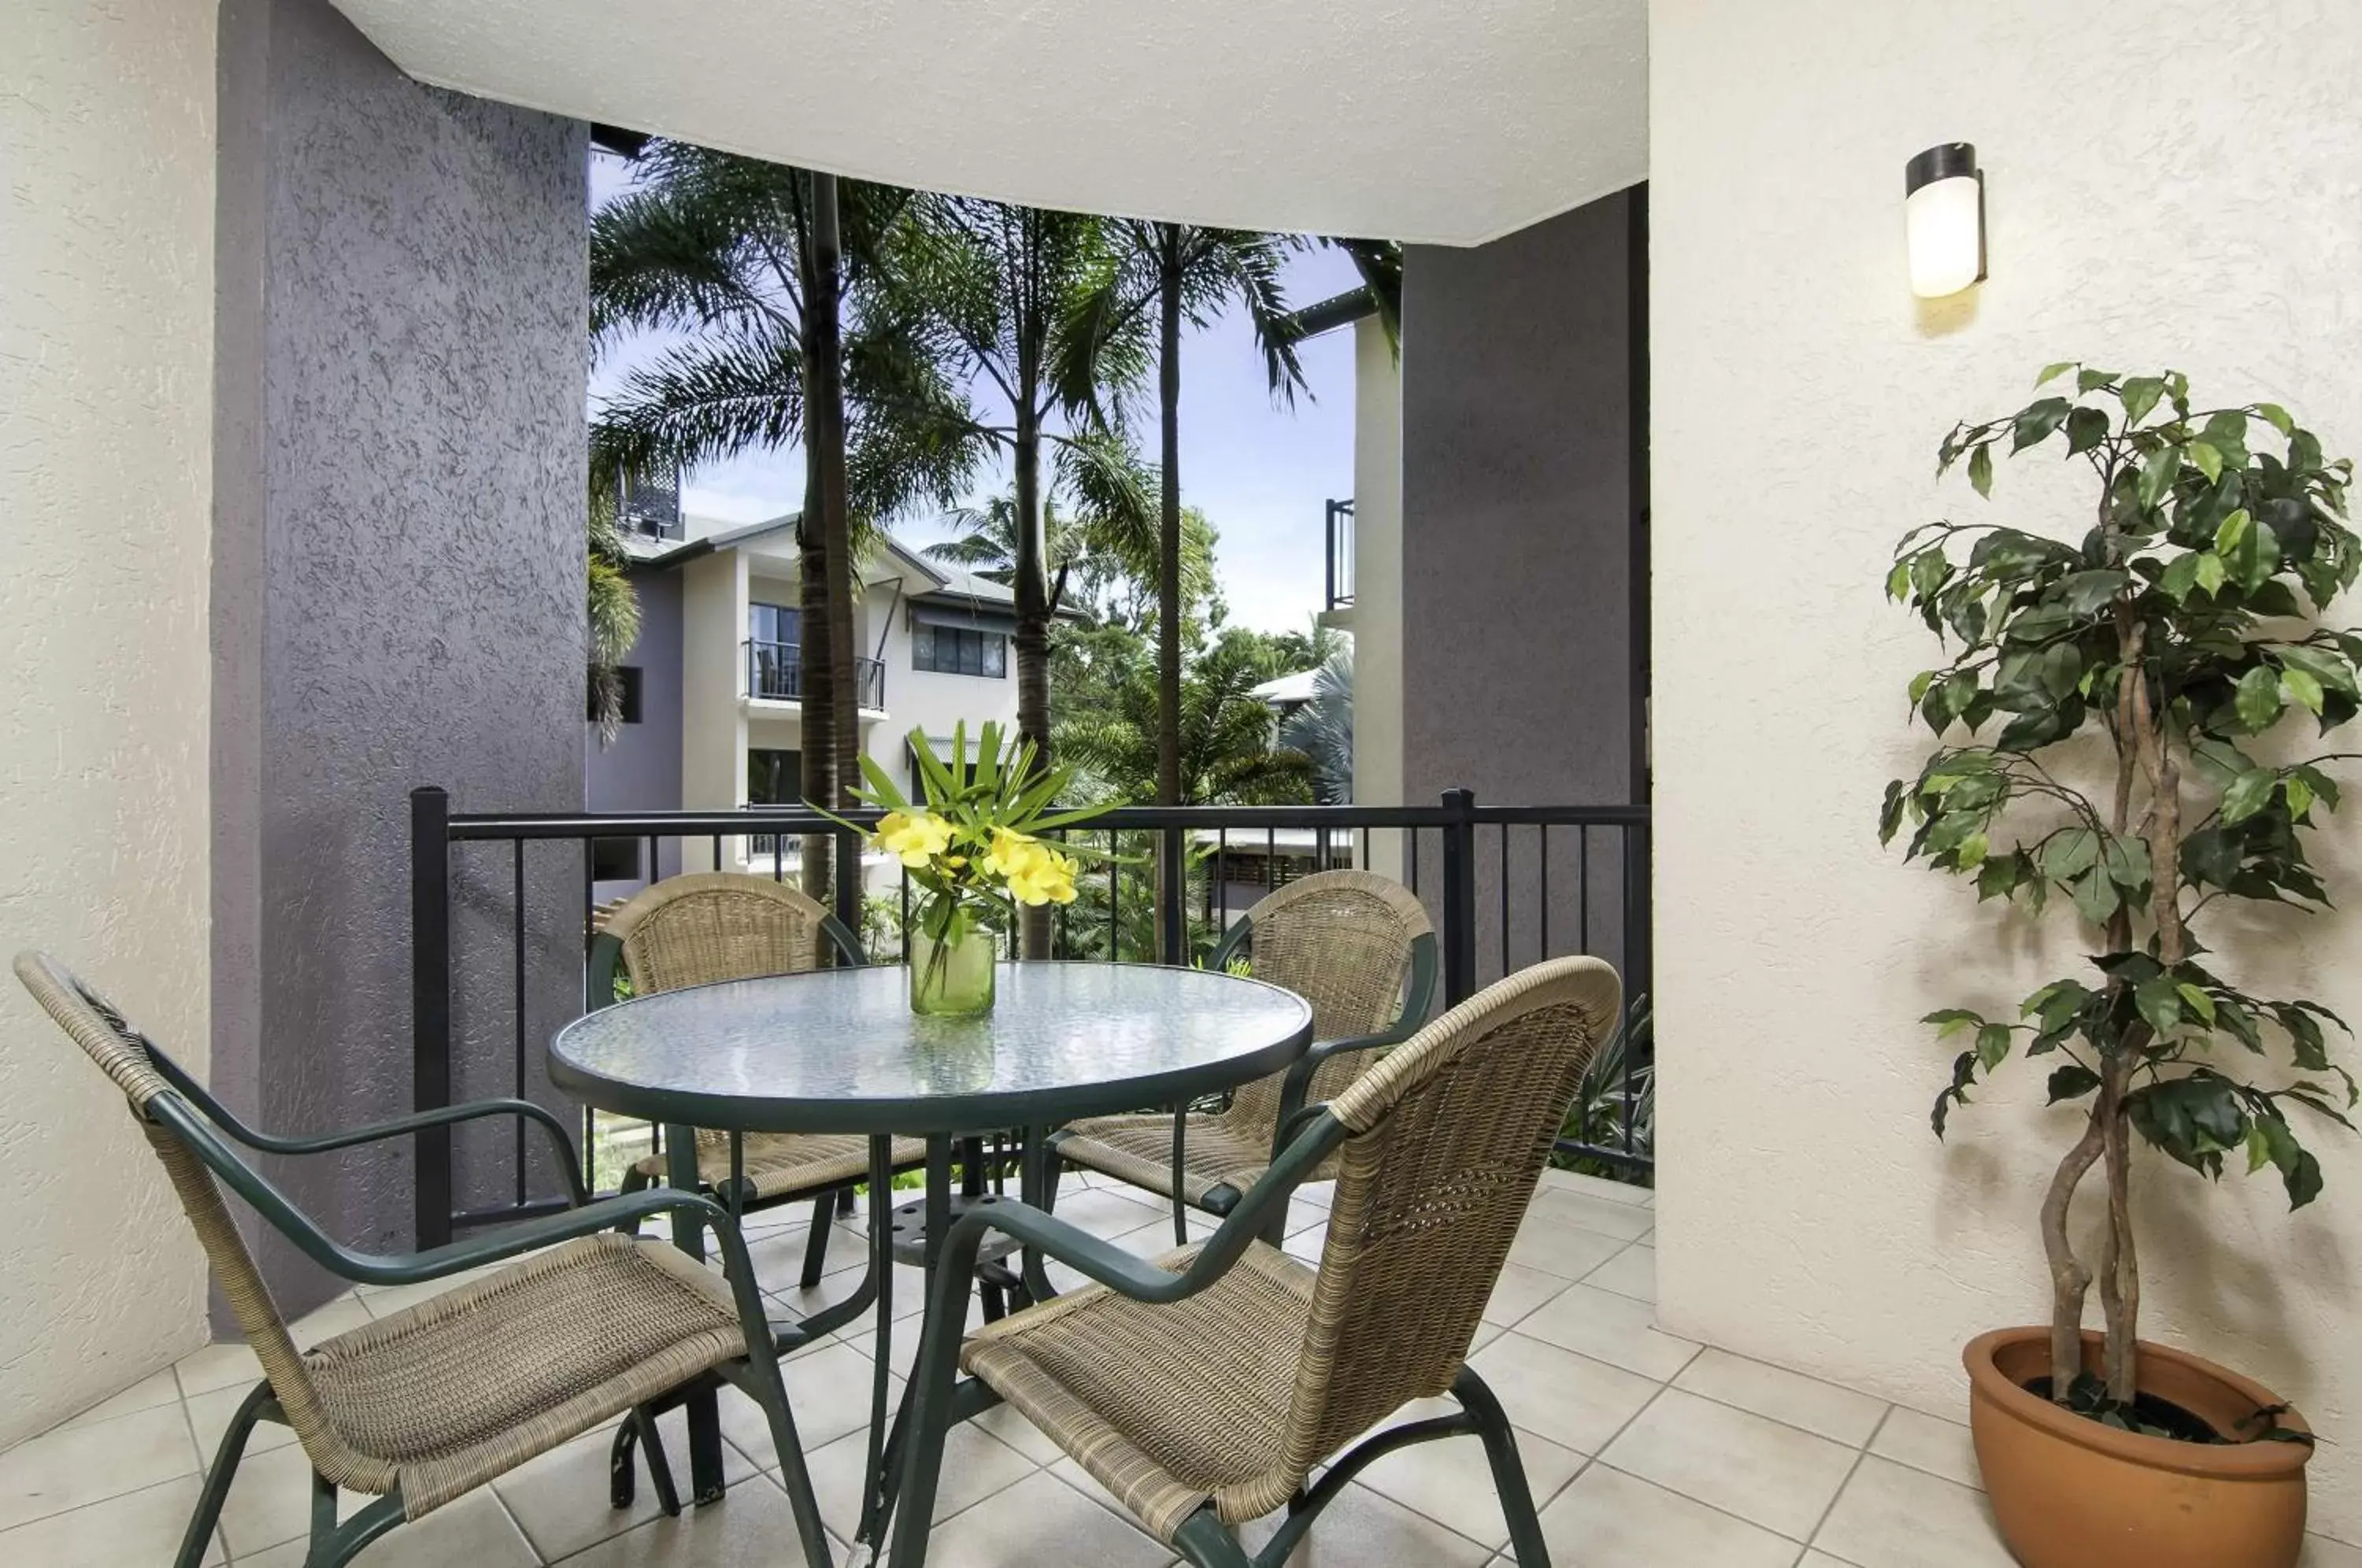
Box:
[1883,366,2354,1568]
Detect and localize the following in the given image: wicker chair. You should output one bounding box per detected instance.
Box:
[889,955,1621,1568]
[594,872,927,1286]
[1048,870,1436,1241]
[13,952,832,1568]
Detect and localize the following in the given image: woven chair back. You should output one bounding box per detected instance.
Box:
[12,952,351,1481]
[1222,871,1429,1137]
[604,871,831,995]
[1275,955,1623,1474]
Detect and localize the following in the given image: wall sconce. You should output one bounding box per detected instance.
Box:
[1905,142,1986,298]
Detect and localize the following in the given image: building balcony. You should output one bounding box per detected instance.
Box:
[745,640,887,714]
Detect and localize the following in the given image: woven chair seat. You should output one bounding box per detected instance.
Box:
[633,1131,927,1203]
[961,1240,1318,1540]
[303,1233,746,1517]
[1053,1114,1283,1208]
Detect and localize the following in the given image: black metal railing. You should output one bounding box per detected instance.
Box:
[1324,497,1355,613]
[746,640,886,708]
[409,788,1651,1247]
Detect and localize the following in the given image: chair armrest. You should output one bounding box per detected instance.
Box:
[149,1093,726,1289]
[146,1048,588,1206]
[819,913,868,967]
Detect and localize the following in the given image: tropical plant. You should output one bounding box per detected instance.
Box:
[1056,627,1313,805]
[1280,644,1354,804]
[1883,364,2357,1434]
[923,486,1212,627]
[589,142,979,898]
[826,723,1113,983]
[886,198,1153,953]
[1556,996,1653,1184]
[586,472,642,743]
[1068,224,1308,818]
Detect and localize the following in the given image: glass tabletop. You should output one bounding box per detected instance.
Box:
[549,960,1316,1136]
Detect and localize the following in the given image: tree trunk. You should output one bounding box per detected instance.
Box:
[1011,406,1053,958]
[1154,231,1185,963]
[2041,1112,2104,1394]
[796,510,834,904]
[804,172,861,938]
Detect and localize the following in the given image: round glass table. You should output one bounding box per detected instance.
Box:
[549,960,1315,1548]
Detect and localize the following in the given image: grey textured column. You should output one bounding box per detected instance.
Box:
[1401,187,1647,991]
[213,0,587,1317]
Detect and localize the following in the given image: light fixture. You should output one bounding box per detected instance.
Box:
[1905,142,1986,298]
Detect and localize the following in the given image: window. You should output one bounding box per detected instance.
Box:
[590,837,642,882]
[748,748,802,805]
[586,665,642,723]
[913,623,1007,677]
[750,601,799,648]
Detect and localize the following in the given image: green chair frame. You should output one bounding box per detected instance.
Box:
[890,1104,1549,1568]
[54,1004,831,1568]
[1046,919,1439,1244]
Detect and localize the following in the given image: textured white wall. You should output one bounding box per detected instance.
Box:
[1651,0,2362,1543]
[0,0,217,1439]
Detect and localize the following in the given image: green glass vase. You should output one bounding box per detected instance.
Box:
[909,921,995,1017]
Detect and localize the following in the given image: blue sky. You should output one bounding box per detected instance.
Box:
[589,152,1363,634]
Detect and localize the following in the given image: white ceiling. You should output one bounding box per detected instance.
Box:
[328,1,1646,247]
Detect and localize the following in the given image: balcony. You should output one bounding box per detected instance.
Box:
[746,641,886,712]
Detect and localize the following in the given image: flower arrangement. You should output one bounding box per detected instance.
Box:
[835,723,1112,1014]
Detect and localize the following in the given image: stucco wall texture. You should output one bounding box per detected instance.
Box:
[1651,0,2362,1541]
[0,0,219,1442]
[1402,191,1644,986]
[211,0,589,1309]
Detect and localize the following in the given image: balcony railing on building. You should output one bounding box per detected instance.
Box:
[617,465,683,542]
[408,787,1654,1249]
[746,640,887,709]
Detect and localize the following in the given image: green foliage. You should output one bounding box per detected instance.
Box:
[1555,996,1654,1185]
[1054,626,1314,806]
[586,472,642,744]
[1885,367,2359,1210]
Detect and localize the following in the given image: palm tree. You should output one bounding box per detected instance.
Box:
[1067,226,1308,819]
[887,198,1153,953]
[924,486,1213,627]
[1055,628,1312,806]
[1279,645,1353,804]
[590,145,979,897]
[586,472,642,745]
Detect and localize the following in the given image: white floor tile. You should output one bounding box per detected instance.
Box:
[1238,1481,1495,1566]
[1481,1263,1576,1329]
[1535,1169,1655,1207]
[551,1469,842,1566]
[1526,1185,1657,1242]
[173,1340,264,1398]
[54,1367,180,1432]
[1601,1388,1856,1541]
[1353,1412,1583,1550]
[1674,1348,1888,1447]
[1465,1332,1662,1456]
[494,1409,757,1562]
[0,1400,200,1533]
[0,1474,224,1567]
[720,1347,900,1456]
[970,1402,1064,1466]
[236,1489,539,1568]
[800,1420,1035,1541]
[185,1380,297,1463]
[1579,1241,1657,1303]
[1505,1220,1627,1282]
[2304,1536,2362,1567]
[1525,1463,1803,1568]
[1513,1283,1702,1381]
[287,1292,375,1350]
[1812,1454,2013,1568]
[1868,1406,1980,1489]
[930,1468,1174,1567]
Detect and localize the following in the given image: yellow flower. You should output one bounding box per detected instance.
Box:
[979,827,1038,880]
[874,810,955,869]
[1005,845,1079,907]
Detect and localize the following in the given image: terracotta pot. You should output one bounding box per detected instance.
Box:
[1964,1327,2311,1568]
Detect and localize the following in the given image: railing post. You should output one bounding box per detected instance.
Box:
[1158,826,1187,965]
[1438,788,1478,1006]
[409,785,454,1252]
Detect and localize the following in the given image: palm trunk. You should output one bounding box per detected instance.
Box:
[1012,407,1053,958]
[796,509,834,903]
[804,173,861,932]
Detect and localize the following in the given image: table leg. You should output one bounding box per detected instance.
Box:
[663,1122,728,1505]
[1019,1123,1059,1304]
[855,1134,902,1550]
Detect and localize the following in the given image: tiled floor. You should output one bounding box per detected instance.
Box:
[6,1169,2357,1567]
